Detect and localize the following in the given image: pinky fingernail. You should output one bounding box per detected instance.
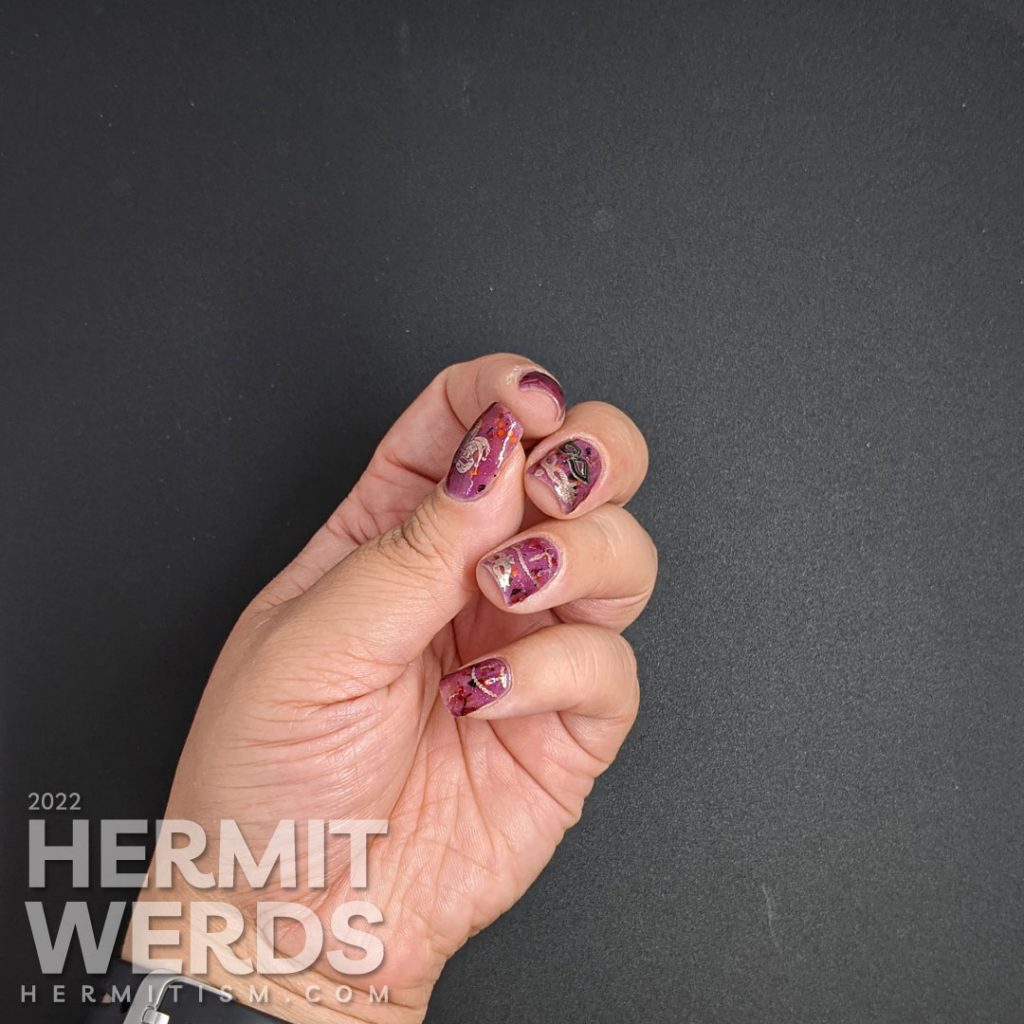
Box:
[439,657,512,717]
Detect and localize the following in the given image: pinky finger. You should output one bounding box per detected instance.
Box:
[438,623,639,725]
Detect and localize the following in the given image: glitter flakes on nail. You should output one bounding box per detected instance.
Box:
[445,403,523,502]
[528,438,602,512]
[439,657,512,717]
[481,537,561,606]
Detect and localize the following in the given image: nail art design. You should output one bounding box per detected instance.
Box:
[446,403,523,501]
[528,438,602,512]
[518,370,566,417]
[439,657,512,717]
[482,537,561,606]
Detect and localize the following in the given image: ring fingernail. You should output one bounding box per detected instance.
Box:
[439,657,512,716]
[528,438,602,512]
[482,537,561,606]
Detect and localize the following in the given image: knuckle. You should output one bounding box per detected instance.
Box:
[613,635,641,718]
[587,504,619,549]
[571,401,649,482]
[479,350,534,367]
[592,505,659,594]
[240,597,382,696]
[558,594,649,629]
[431,360,464,391]
[610,631,638,680]
[378,498,460,580]
[589,503,633,556]
[565,626,640,716]
[639,522,659,582]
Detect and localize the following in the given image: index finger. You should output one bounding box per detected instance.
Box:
[378,353,565,490]
[256,354,565,605]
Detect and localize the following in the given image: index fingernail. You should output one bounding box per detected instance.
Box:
[518,371,565,417]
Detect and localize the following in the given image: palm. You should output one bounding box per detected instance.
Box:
[176,458,612,1001]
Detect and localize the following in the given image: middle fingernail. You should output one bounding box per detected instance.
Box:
[528,438,602,512]
[481,536,561,606]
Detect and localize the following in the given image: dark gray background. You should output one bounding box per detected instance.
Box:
[2,1,1023,1021]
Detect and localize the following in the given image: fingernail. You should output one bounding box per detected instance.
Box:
[439,657,512,717]
[481,537,561,606]
[528,438,602,512]
[445,403,523,502]
[518,370,565,417]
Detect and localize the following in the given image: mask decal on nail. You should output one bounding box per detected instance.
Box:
[482,537,561,606]
[454,434,491,474]
[533,452,574,506]
[439,657,512,717]
[529,438,601,512]
[445,403,523,502]
[562,441,590,482]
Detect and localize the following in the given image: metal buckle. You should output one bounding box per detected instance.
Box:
[122,969,226,1024]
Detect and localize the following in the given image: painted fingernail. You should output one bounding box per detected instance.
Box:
[445,403,523,501]
[528,438,602,512]
[439,657,512,717]
[481,537,561,606]
[518,370,565,417]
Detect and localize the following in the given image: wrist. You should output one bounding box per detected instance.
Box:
[121,889,426,1024]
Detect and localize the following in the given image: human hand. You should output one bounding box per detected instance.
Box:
[127,354,656,1023]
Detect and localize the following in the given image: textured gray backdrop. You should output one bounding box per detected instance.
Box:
[2,1,1023,1021]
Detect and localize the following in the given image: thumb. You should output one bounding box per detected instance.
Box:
[290,403,525,668]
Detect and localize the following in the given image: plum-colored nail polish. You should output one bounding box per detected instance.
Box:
[439,657,512,716]
[445,403,523,501]
[518,370,565,417]
[482,537,561,606]
[528,438,602,512]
